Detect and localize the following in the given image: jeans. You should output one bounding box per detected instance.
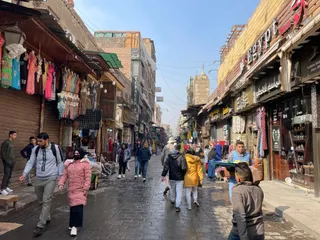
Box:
[1,161,15,189]
[185,187,198,208]
[229,176,237,203]
[118,158,127,175]
[169,180,184,208]
[228,230,264,240]
[140,161,149,178]
[26,173,31,184]
[34,178,56,228]
[69,205,84,228]
[135,157,141,176]
[208,159,215,178]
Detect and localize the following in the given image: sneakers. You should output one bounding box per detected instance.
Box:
[5,187,13,193]
[163,186,170,195]
[70,226,77,236]
[122,175,125,178]
[33,227,45,237]
[175,207,181,212]
[138,174,141,178]
[143,178,146,182]
[187,206,192,211]
[134,175,137,179]
[194,201,200,207]
[27,183,33,187]
[117,175,122,179]
[0,189,9,196]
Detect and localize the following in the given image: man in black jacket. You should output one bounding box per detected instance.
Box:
[20,136,37,186]
[161,144,187,212]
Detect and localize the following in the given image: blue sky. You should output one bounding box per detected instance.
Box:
[75,0,260,134]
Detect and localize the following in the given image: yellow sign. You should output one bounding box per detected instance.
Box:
[209,109,220,116]
[223,107,229,115]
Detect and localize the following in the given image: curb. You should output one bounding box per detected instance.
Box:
[263,201,320,240]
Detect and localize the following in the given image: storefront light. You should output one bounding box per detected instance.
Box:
[2,23,26,45]
[112,81,116,86]
[100,83,103,88]
[104,89,107,94]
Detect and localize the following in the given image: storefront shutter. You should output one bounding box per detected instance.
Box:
[0,89,40,187]
[43,101,60,144]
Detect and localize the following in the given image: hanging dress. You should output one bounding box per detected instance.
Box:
[45,63,54,100]
[26,51,37,95]
[1,51,13,88]
[41,59,49,94]
[50,66,56,101]
[0,35,5,81]
[20,53,28,91]
[12,57,21,90]
[35,54,43,94]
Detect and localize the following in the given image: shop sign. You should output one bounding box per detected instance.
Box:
[155,87,162,92]
[235,85,253,112]
[247,19,278,66]
[223,107,229,115]
[209,108,220,116]
[272,126,280,152]
[209,109,221,122]
[255,73,281,102]
[279,0,308,35]
[156,96,164,102]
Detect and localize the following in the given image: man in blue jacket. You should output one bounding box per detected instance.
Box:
[20,136,37,186]
[137,141,152,182]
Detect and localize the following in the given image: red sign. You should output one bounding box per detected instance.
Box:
[280,0,308,35]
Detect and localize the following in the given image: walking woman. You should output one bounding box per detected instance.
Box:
[58,148,91,236]
[117,143,131,179]
[184,148,204,210]
[138,141,152,182]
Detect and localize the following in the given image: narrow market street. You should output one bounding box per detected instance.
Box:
[0,156,315,240]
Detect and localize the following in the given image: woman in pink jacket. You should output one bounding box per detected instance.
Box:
[58,148,91,237]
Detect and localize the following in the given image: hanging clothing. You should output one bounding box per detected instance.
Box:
[41,59,49,93]
[12,57,21,90]
[261,108,268,150]
[20,53,28,91]
[0,35,5,80]
[66,71,73,92]
[50,68,56,101]
[62,69,68,91]
[79,80,88,115]
[1,51,13,88]
[70,74,77,93]
[35,54,43,95]
[26,51,37,95]
[45,63,54,100]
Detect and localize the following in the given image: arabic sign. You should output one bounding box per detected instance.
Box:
[155,87,162,92]
[255,73,282,102]
[272,126,280,152]
[247,19,278,66]
[279,0,308,35]
[209,108,220,116]
[234,85,254,112]
[156,96,164,102]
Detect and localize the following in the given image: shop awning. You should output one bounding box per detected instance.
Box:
[0,2,98,74]
[99,53,123,69]
[84,51,111,72]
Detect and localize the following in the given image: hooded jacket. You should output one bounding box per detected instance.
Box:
[184,154,204,187]
[161,143,173,166]
[161,151,187,181]
[138,147,152,162]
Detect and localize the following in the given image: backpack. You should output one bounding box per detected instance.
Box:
[35,143,63,166]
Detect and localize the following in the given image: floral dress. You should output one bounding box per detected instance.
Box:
[12,57,21,90]
[1,51,13,88]
[26,51,37,95]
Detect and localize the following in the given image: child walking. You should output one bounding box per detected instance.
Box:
[58,148,91,237]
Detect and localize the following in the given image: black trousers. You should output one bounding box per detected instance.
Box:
[1,161,15,190]
[118,157,127,175]
[69,205,84,228]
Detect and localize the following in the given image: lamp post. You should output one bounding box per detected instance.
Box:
[2,22,26,45]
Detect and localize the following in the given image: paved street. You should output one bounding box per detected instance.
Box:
[0,155,315,240]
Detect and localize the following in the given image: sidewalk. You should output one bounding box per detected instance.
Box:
[260,181,320,239]
[0,184,66,217]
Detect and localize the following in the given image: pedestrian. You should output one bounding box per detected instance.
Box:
[138,141,152,182]
[58,148,91,237]
[134,140,142,179]
[227,141,252,202]
[20,136,37,186]
[228,162,264,240]
[127,143,132,172]
[161,137,176,195]
[204,145,210,174]
[117,143,131,179]
[207,146,221,179]
[19,132,64,237]
[1,130,17,195]
[161,144,187,212]
[184,148,203,210]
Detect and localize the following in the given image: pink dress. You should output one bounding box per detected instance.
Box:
[45,64,54,100]
[26,52,37,95]
[58,160,91,207]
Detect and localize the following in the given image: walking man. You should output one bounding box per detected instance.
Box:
[1,131,17,195]
[134,140,142,179]
[20,136,37,186]
[138,141,152,182]
[161,144,187,212]
[161,137,176,195]
[19,132,64,237]
[227,140,251,202]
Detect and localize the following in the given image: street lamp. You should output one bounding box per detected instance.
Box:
[2,23,26,45]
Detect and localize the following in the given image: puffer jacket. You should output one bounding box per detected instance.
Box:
[138,147,152,162]
[161,151,187,181]
[59,160,92,207]
[184,154,204,187]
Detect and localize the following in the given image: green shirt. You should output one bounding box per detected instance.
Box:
[1,139,15,164]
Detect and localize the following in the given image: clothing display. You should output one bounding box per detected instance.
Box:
[57,91,80,120]
[12,57,21,90]
[20,53,28,90]
[79,80,88,115]
[45,63,54,100]
[26,51,37,95]
[1,50,12,88]
[232,116,246,134]
[0,35,5,79]
[50,67,56,101]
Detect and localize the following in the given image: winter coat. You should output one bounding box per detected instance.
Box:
[59,159,92,207]
[161,144,173,166]
[161,151,187,181]
[184,154,204,187]
[138,147,152,162]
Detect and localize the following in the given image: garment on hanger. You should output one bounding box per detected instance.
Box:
[45,63,54,100]
[66,71,73,92]
[12,57,21,90]
[79,80,88,115]
[50,66,56,101]
[26,51,37,95]
[62,68,68,91]
[70,73,77,93]
[75,78,81,95]
[20,53,28,91]
[261,108,267,150]
[1,51,13,88]
[41,58,48,94]
[0,35,5,79]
